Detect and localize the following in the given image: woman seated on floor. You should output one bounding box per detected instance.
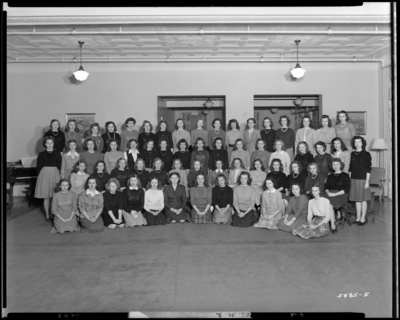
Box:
[122,174,147,227]
[78,177,105,233]
[325,158,351,222]
[254,177,284,230]
[101,178,125,229]
[232,171,258,227]
[51,179,80,234]
[190,174,213,224]
[277,183,308,233]
[292,184,335,239]
[143,177,167,226]
[212,174,233,224]
[163,172,189,223]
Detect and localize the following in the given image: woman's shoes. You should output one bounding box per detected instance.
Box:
[358,220,368,226]
[332,228,338,234]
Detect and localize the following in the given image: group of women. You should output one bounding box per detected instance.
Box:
[35,110,372,239]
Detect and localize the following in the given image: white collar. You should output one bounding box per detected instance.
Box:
[129,186,139,190]
[86,189,100,195]
[249,128,253,132]
[266,188,276,194]
[77,171,85,175]
[128,149,139,154]
[275,150,284,154]
[216,169,223,173]
[67,151,79,158]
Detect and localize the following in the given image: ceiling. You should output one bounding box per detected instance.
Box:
[6,6,392,63]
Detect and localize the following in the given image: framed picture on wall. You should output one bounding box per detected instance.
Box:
[338,111,366,135]
[66,113,96,133]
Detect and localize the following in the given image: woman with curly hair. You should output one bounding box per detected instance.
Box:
[190,119,209,149]
[173,139,191,172]
[163,172,189,223]
[89,160,110,193]
[70,160,90,195]
[316,115,336,152]
[122,174,147,227]
[292,184,334,239]
[254,177,284,229]
[335,110,356,152]
[84,122,103,153]
[212,174,233,224]
[137,120,156,151]
[121,117,139,152]
[101,178,125,229]
[79,139,103,175]
[158,138,174,172]
[187,160,208,188]
[101,121,121,154]
[228,158,246,188]
[295,115,317,155]
[275,115,295,162]
[268,139,291,175]
[43,119,65,154]
[208,118,226,151]
[277,183,308,233]
[189,174,212,224]
[172,118,191,153]
[232,171,258,227]
[51,179,80,234]
[304,162,326,198]
[285,161,307,194]
[249,159,267,208]
[123,138,140,172]
[61,139,79,181]
[143,177,167,226]
[266,159,289,202]
[250,138,270,171]
[208,159,229,188]
[64,119,84,153]
[147,158,169,189]
[209,137,229,171]
[78,177,105,233]
[141,139,159,172]
[349,136,372,225]
[225,119,243,159]
[104,140,124,175]
[314,141,333,182]
[110,158,130,191]
[169,159,189,194]
[294,141,314,174]
[260,117,276,154]
[331,137,350,173]
[230,138,251,171]
[155,120,174,153]
[244,118,261,154]
[191,137,210,173]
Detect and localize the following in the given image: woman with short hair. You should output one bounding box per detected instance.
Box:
[294,141,314,173]
[79,138,103,175]
[190,119,209,149]
[260,117,276,154]
[225,119,243,159]
[155,120,174,153]
[266,159,289,202]
[70,160,90,196]
[78,177,105,232]
[295,116,317,155]
[104,140,124,175]
[163,172,189,223]
[232,171,258,227]
[101,178,125,229]
[124,138,140,172]
[61,139,79,180]
[122,174,147,227]
[121,117,139,152]
[228,158,246,188]
[249,159,267,208]
[316,115,336,152]
[243,118,261,155]
[101,121,121,154]
[110,158,130,191]
[190,174,213,224]
[84,123,103,154]
[230,138,251,171]
[141,139,159,172]
[43,119,65,154]
[187,160,208,188]
[138,120,156,152]
[132,159,150,191]
[209,137,229,171]
[335,110,356,152]
[191,137,210,173]
[172,139,191,172]
[304,162,326,198]
[208,118,226,151]
[208,159,229,188]
[64,119,84,152]
[147,158,169,189]
[172,118,191,153]
[158,138,174,172]
[275,115,295,162]
[90,160,110,193]
[285,161,307,193]
[250,138,270,171]
[143,177,167,226]
[268,139,291,176]
[212,174,233,224]
[169,159,189,193]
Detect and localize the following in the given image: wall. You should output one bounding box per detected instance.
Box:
[7,62,380,166]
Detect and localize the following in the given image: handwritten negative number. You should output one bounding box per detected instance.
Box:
[337,292,370,298]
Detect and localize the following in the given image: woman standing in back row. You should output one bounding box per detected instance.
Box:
[101,121,121,154]
[172,118,191,154]
[275,115,295,162]
[260,117,276,155]
[335,110,356,152]
[316,115,336,153]
[295,116,317,156]
[64,119,84,153]
[120,117,139,152]
[243,118,261,155]
[43,119,65,154]
[225,119,243,159]
[208,118,226,151]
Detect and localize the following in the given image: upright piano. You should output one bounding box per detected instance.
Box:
[7,161,39,207]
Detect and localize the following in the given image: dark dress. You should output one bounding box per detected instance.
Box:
[294,152,314,173]
[158,149,174,172]
[125,150,140,172]
[43,130,66,154]
[212,186,234,224]
[132,169,150,190]
[325,172,351,208]
[173,151,192,170]
[267,171,290,201]
[110,168,131,190]
[191,149,210,172]
[138,132,157,151]
[122,187,147,226]
[90,171,110,192]
[147,170,169,189]
[304,174,326,197]
[102,190,125,226]
[101,132,122,154]
[141,149,159,169]
[349,150,372,202]
[285,170,308,191]
[260,129,276,153]
[314,153,333,182]
[155,130,174,150]
[34,150,62,199]
[163,184,189,223]
[187,169,209,188]
[208,149,229,171]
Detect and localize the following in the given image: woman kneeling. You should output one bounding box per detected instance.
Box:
[232,171,258,227]
[122,174,147,227]
[190,174,213,223]
[102,178,125,229]
[143,177,167,226]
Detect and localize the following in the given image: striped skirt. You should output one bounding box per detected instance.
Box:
[190,206,213,224]
[34,167,60,199]
[122,210,147,227]
[349,179,372,202]
[292,216,330,239]
[213,207,233,224]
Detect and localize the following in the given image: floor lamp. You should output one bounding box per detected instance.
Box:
[370,139,389,167]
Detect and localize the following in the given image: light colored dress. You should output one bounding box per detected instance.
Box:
[335,122,356,152]
[225,130,244,159]
[295,127,317,155]
[104,150,124,174]
[172,130,191,153]
[316,127,336,152]
[254,189,284,229]
[51,191,80,233]
[268,150,291,176]
[249,170,267,206]
[70,172,90,195]
[332,150,351,173]
[243,129,261,155]
[230,149,251,170]
[61,151,80,180]
[191,129,209,147]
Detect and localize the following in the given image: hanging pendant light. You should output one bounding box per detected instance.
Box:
[294,97,303,106]
[204,98,214,109]
[73,41,89,81]
[290,40,306,79]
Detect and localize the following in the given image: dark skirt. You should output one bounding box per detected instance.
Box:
[35,167,60,199]
[349,179,372,202]
[101,209,125,227]
[213,207,233,224]
[278,213,306,233]
[190,206,213,224]
[231,209,258,227]
[326,191,349,209]
[142,210,167,226]
[51,211,80,234]
[164,207,190,223]
[79,216,105,232]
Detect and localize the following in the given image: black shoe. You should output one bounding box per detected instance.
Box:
[332,228,338,234]
[353,220,360,225]
[359,220,368,226]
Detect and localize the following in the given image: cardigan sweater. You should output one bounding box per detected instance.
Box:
[284,194,308,220]
[243,129,261,154]
[261,190,284,215]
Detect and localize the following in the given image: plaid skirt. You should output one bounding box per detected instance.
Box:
[213,207,233,224]
[292,216,330,239]
[254,211,282,230]
[122,210,147,227]
[190,206,213,224]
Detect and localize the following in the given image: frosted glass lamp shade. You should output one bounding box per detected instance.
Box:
[370,139,389,150]
[73,67,89,81]
[290,64,306,78]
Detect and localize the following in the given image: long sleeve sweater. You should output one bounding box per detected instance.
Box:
[43,130,65,153]
[295,128,317,155]
[144,189,164,211]
[190,186,212,207]
[284,194,308,220]
[230,149,251,170]
[104,150,124,174]
[276,128,295,150]
[120,129,139,152]
[268,150,291,175]
[233,185,256,211]
[122,187,144,212]
[36,150,62,174]
[101,132,122,154]
[163,184,187,210]
[212,185,233,208]
[324,172,351,194]
[349,150,372,180]
[208,130,226,150]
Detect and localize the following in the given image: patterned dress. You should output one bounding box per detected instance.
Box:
[254,189,284,229]
[190,186,213,224]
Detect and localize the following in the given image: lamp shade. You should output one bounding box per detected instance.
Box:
[370,138,389,150]
[290,64,306,78]
[73,66,89,81]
